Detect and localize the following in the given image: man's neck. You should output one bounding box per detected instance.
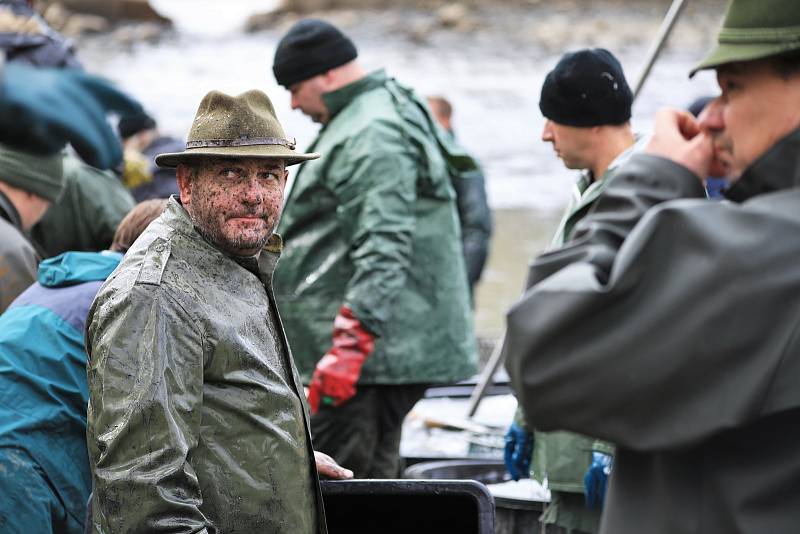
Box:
[328,61,367,93]
[590,128,636,181]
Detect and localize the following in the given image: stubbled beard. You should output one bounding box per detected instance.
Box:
[189,208,272,257]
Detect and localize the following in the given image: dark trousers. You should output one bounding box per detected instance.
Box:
[311,384,429,479]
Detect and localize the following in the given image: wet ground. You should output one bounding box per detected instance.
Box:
[76,0,726,338]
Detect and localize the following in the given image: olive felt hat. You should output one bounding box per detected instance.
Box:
[691,0,800,76]
[155,89,319,168]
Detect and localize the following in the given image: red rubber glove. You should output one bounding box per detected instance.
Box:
[307,306,375,414]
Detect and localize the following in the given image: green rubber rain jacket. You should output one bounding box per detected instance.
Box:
[86,198,324,534]
[275,70,477,384]
[507,129,800,534]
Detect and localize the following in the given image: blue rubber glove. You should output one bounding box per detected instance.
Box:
[584,451,613,509]
[0,61,142,169]
[503,422,533,481]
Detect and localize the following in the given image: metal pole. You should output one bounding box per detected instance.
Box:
[466,338,505,418]
[633,0,690,100]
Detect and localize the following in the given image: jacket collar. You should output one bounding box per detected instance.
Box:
[161,196,283,281]
[322,69,389,121]
[0,189,22,230]
[725,126,800,202]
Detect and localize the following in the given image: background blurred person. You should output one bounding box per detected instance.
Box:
[0,144,64,312]
[0,199,166,534]
[118,110,183,201]
[1,2,139,258]
[31,152,135,257]
[0,60,141,169]
[0,0,81,68]
[688,95,728,198]
[427,95,492,299]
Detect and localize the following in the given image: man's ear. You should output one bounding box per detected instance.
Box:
[323,69,337,89]
[176,164,193,206]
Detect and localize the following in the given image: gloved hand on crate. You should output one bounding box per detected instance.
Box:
[503,421,533,481]
[584,451,613,509]
[307,305,375,414]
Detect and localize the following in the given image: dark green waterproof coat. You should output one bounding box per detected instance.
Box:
[275,70,477,384]
[86,198,324,534]
[32,153,135,258]
[505,128,800,534]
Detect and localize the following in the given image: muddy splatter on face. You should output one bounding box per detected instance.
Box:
[178,158,288,256]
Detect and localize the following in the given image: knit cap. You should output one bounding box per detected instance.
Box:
[273,19,358,87]
[539,48,633,127]
[0,144,65,203]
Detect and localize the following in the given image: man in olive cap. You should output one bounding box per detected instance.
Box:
[271,19,477,478]
[504,1,800,533]
[505,47,640,534]
[0,144,64,312]
[86,89,351,534]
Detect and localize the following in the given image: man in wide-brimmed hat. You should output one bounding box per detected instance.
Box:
[504,1,800,533]
[85,89,350,534]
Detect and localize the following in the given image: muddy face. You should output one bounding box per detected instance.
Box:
[178,158,288,256]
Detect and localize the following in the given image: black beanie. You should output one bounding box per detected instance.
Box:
[273,19,358,88]
[539,48,633,127]
[118,111,157,140]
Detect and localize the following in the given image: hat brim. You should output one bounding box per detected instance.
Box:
[690,41,800,77]
[155,144,320,168]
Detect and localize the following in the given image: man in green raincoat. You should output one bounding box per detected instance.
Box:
[506,1,800,532]
[271,19,477,478]
[504,48,639,534]
[86,89,351,534]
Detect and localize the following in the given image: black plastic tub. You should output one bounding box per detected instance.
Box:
[404,459,508,485]
[321,479,494,534]
[403,459,550,534]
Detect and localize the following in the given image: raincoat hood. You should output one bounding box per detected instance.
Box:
[38,251,122,288]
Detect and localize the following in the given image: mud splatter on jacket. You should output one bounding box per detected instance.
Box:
[86,198,324,534]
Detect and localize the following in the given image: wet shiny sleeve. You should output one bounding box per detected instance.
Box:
[86,283,210,533]
[333,125,418,336]
[505,154,800,451]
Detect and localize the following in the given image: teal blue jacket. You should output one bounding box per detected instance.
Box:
[0,251,122,532]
